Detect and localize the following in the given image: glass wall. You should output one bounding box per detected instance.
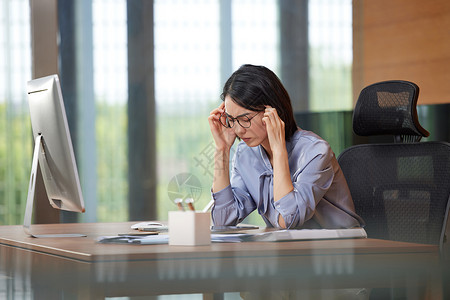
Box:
[0,0,353,225]
[92,0,128,221]
[153,0,281,220]
[153,0,352,223]
[309,0,353,112]
[154,0,221,217]
[0,0,31,225]
[231,0,279,70]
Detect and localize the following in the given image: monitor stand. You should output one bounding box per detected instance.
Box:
[23,134,86,238]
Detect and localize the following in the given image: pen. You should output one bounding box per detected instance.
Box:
[185,198,195,211]
[174,198,184,211]
[202,199,214,212]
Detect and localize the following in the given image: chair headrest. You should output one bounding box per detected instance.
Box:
[353,80,429,138]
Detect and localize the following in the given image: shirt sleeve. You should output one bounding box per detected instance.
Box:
[274,140,335,228]
[211,147,257,226]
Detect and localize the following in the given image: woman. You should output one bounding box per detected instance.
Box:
[208,64,363,229]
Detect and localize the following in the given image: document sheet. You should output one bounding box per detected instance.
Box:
[97,228,367,244]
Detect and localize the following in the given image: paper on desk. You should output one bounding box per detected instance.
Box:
[210,233,255,243]
[97,234,169,245]
[97,228,367,245]
[252,228,367,242]
[133,235,169,244]
[210,228,367,242]
[97,234,251,244]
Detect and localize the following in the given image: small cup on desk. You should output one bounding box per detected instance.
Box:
[168,211,211,246]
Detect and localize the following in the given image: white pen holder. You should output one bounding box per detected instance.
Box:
[168,211,211,246]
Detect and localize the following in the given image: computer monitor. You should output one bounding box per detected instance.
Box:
[24,74,85,238]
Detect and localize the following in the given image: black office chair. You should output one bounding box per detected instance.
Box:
[338,80,450,253]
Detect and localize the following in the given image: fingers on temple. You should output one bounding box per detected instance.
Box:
[210,107,224,116]
[264,109,277,125]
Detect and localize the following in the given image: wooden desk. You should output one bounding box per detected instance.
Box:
[0,222,442,299]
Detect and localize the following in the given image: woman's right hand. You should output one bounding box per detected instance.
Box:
[208,102,236,151]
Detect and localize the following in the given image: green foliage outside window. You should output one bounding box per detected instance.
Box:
[0,104,31,225]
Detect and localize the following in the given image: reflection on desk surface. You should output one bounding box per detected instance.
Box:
[0,222,442,299]
[0,222,437,260]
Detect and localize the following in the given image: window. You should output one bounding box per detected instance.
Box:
[309,0,353,112]
[0,0,31,225]
[154,0,221,216]
[231,0,279,70]
[92,0,128,221]
[0,0,354,225]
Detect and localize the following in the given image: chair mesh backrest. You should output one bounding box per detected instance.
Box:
[338,142,450,245]
[353,81,429,138]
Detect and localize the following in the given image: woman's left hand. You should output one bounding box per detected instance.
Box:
[262,106,286,154]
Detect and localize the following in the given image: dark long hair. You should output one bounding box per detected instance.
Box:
[221,64,298,140]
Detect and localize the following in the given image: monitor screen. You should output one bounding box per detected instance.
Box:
[24,74,85,237]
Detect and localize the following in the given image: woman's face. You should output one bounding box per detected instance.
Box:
[224,95,268,148]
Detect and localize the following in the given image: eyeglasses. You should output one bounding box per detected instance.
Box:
[219,111,261,129]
